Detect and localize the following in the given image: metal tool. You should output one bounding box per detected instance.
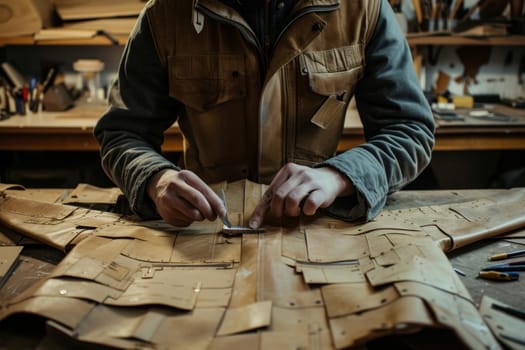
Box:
[218,188,265,236]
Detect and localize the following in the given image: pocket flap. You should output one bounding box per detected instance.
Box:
[300,45,364,96]
[169,54,246,111]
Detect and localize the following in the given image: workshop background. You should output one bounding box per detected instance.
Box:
[0,0,524,190]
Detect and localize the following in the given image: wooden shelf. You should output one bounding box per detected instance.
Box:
[407,34,525,46]
[2,33,524,47]
[0,34,128,46]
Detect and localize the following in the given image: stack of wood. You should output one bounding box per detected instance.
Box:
[49,0,145,39]
[0,0,54,38]
[0,0,146,40]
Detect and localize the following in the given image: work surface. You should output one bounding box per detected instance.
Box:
[0,182,524,349]
[1,102,525,152]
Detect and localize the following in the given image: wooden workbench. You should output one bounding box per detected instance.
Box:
[0,187,523,350]
[1,103,525,152]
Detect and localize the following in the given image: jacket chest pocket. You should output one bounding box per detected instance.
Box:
[294,45,364,162]
[168,54,247,112]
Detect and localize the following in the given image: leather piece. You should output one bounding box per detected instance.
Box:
[208,333,260,350]
[271,306,333,349]
[396,281,499,350]
[216,300,272,336]
[388,197,525,252]
[296,261,365,284]
[152,308,225,350]
[71,305,170,349]
[0,296,94,329]
[4,180,525,349]
[321,283,399,318]
[0,184,25,191]
[258,230,310,308]
[305,223,369,262]
[169,232,242,264]
[0,194,120,250]
[365,238,460,294]
[228,235,259,308]
[63,183,122,205]
[479,295,525,350]
[4,188,66,204]
[281,225,309,262]
[329,296,434,349]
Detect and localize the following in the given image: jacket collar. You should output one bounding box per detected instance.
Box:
[201,0,340,18]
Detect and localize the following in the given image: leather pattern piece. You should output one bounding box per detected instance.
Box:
[168,232,242,264]
[260,330,311,350]
[63,183,123,205]
[0,184,25,191]
[296,261,365,284]
[329,296,434,349]
[0,194,123,250]
[0,295,95,329]
[271,305,333,349]
[397,281,498,350]
[281,225,309,262]
[305,223,369,262]
[208,333,260,350]
[258,230,311,308]
[58,305,173,349]
[151,308,225,350]
[480,295,525,350]
[3,187,66,204]
[228,235,259,308]
[321,283,399,318]
[3,181,525,349]
[216,300,272,336]
[386,197,525,252]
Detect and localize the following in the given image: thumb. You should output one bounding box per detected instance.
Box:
[249,200,270,229]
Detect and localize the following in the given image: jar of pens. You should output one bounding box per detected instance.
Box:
[0,61,39,119]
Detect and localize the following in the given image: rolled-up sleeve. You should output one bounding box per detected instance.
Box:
[94,9,181,218]
[320,0,435,221]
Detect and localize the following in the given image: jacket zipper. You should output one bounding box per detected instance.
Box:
[196,3,340,77]
[195,4,267,79]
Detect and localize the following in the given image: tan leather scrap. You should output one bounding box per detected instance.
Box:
[2,181,525,349]
[62,183,123,205]
[479,295,525,350]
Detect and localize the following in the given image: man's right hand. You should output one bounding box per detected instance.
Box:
[147,169,226,227]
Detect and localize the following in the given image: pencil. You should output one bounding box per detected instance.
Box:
[479,271,520,281]
[489,249,525,261]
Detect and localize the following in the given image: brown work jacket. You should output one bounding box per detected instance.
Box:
[146,0,380,183]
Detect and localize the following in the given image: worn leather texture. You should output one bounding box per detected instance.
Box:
[2,181,525,349]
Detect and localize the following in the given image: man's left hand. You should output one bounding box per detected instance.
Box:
[249,163,354,228]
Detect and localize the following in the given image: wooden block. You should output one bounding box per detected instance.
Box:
[0,0,53,38]
[452,95,474,108]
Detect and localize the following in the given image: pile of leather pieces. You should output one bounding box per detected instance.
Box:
[0,180,524,350]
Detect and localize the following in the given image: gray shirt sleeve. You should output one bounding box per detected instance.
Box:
[94,9,180,218]
[319,0,435,221]
[95,0,435,222]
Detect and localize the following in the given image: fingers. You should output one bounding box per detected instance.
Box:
[148,169,226,227]
[181,172,226,220]
[250,164,314,227]
[250,164,352,226]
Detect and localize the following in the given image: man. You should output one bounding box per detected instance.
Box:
[94,0,435,228]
